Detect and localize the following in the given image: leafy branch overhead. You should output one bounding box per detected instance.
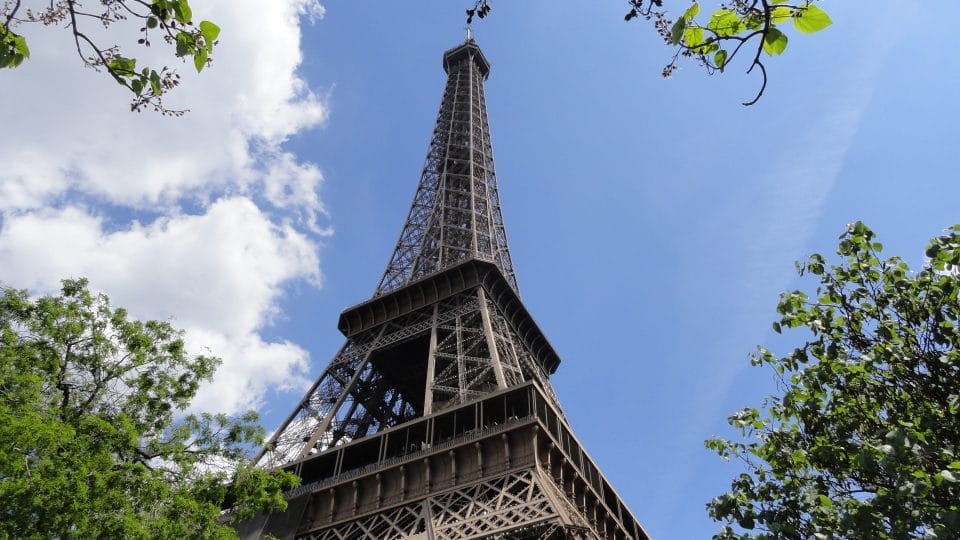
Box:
[0,0,220,115]
[468,1,832,106]
[645,0,833,105]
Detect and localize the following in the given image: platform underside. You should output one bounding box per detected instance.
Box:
[238,384,647,540]
[304,469,576,540]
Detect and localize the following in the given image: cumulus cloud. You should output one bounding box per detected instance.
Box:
[0,0,330,414]
[0,0,327,215]
[0,199,318,413]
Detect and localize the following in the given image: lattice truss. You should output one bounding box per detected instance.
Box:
[256,290,559,469]
[303,470,595,540]
[376,41,517,297]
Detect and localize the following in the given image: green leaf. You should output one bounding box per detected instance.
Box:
[131,78,144,95]
[199,21,220,53]
[707,9,743,37]
[149,70,162,94]
[146,16,159,29]
[194,47,208,73]
[172,0,193,24]
[13,34,29,58]
[175,32,194,57]
[671,18,686,45]
[771,6,792,24]
[762,28,788,56]
[682,2,700,21]
[108,56,137,74]
[748,18,765,31]
[1,25,31,69]
[684,26,704,48]
[714,49,728,71]
[793,4,832,34]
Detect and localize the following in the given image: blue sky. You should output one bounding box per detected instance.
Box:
[1,1,958,538]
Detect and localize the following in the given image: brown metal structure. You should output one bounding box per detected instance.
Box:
[241,36,649,540]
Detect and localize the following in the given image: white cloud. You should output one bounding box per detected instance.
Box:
[0,0,330,414]
[184,330,312,414]
[0,199,317,413]
[0,0,327,215]
[260,151,330,234]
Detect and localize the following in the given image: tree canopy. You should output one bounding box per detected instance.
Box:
[0,278,297,538]
[468,0,833,105]
[706,223,960,538]
[0,0,219,114]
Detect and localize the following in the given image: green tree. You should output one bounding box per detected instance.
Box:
[0,278,298,538]
[0,0,220,114]
[706,223,960,538]
[468,0,833,105]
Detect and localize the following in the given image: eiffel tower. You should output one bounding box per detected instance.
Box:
[239,33,649,540]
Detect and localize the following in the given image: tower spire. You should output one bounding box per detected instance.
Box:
[374,37,515,297]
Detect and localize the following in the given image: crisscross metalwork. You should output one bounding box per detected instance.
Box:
[306,471,576,540]
[375,38,517,297]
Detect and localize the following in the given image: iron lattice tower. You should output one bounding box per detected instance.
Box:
[240,36,650,540]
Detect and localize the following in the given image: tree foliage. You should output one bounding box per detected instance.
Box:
[0,0,220,114]
[468,0,833,105]
[0,279,298,538]
[707,223,960,538]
